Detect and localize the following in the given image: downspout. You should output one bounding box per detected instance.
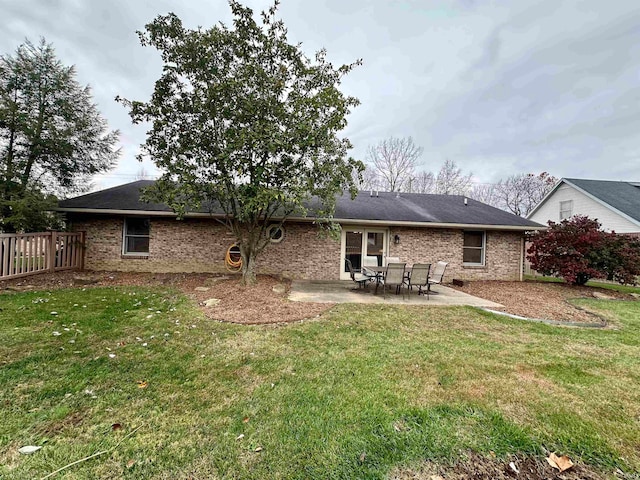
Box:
[519,235,524,282]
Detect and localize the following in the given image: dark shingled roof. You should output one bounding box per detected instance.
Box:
[564,178,640,224]
[58,180,543,229]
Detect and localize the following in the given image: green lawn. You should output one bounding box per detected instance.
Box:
[1,287,639,479]
[524,274,640,294]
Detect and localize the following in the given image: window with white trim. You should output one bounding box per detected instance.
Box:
[123,218,150,255]
[559,200,573,220]
[463,231,485,266]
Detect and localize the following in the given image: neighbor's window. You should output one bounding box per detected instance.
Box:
[463,231,485,266]
[559,200,573,220]
[123,218,150,255]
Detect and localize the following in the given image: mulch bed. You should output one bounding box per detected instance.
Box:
[0,271,332,325]
[391,452,611,480]
[450,280,637,323]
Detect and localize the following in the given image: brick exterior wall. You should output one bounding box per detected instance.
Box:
[70,216,341,280]
[388,227,524,281]
[71,215,524,281]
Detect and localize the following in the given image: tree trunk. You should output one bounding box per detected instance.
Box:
[240,248,257,286]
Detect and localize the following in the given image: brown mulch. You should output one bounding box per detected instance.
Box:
[451,280,637,323]
[391,452,614,480]
[0,271,332,325]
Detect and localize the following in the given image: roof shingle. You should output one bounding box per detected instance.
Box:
[58,180,543,229]
[564,178,640,224]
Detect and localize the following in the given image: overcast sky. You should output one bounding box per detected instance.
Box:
[2,0,640,190]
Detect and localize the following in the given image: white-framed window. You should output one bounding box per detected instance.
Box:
[463,231,485,266]
[122,217,150,255]
[266,224,285,243]
[559,200,573,220]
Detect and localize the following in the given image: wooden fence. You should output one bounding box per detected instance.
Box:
[0,231,85,280]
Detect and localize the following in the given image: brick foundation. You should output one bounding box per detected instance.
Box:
[70,215,524,281]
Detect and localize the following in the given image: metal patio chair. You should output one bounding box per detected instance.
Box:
[427,261,448,294]
[406,263,431,299]
[381,262,406,299]
[345,258,373,289]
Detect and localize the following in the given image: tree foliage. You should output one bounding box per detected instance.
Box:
[527,216,640,285]
[118,1,363,284]
[0,38,119,232]
[366,136,422,192]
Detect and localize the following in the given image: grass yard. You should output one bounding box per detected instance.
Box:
[524,274,640,295]
[1,287,640,479]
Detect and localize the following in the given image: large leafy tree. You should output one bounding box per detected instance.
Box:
[0,38,119,232]
[118,1,363,284]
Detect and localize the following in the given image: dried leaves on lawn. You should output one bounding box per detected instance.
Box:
[0,271,332,325]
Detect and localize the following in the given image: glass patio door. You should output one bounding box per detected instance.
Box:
[341,228,388,280]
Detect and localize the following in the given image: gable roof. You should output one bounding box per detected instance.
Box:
[528,178,640,226]
[57,180,544,230]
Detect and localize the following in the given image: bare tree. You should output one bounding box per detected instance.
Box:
[353,164,380,191]
[495,172,557,216]
[134,166,152,181]
[470,183,500,207]
[411,170,436,193]
[435,159,472,195]
[367,137,423,192]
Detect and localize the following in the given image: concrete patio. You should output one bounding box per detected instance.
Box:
[289,280,503,307]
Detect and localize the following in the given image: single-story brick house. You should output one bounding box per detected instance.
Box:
[57,180,545,282]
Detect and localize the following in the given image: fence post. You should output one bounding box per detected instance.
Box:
[79,231,86,270]
[49,231,57,273]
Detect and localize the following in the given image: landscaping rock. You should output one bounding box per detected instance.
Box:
[4,285,35,292]
[272,283,287,294]
[205,276,230,286]
[592,291,614,300]
[194,286,210,292]
[73,276,99,285]
[203,298,221,307]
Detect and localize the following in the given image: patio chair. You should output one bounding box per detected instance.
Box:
[362,255,380,278]
[345,258,373,289]
[427,261,448,294]
[406,263,431,299]
[381,262,406,299]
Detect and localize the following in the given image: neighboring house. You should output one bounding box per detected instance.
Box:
[528,178,640,235]
[57,180,544,282]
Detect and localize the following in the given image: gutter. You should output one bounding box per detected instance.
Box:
[56,207,545,232]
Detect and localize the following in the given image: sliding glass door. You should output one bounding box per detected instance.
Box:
[340,228,388,280]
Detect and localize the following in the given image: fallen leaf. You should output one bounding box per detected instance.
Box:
[547,452,574,472]
[254,446,263,452]
[18,445,42,455]
[126,459,136,469]
[236,434,245,440]
[137,380,148,389]
[111,423,123,431]
[243,416,250,423]
[429,476,444,480]
[509,461,519,474]
[359,452,366,463]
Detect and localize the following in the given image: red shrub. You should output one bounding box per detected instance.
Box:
[527,216,640,285]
